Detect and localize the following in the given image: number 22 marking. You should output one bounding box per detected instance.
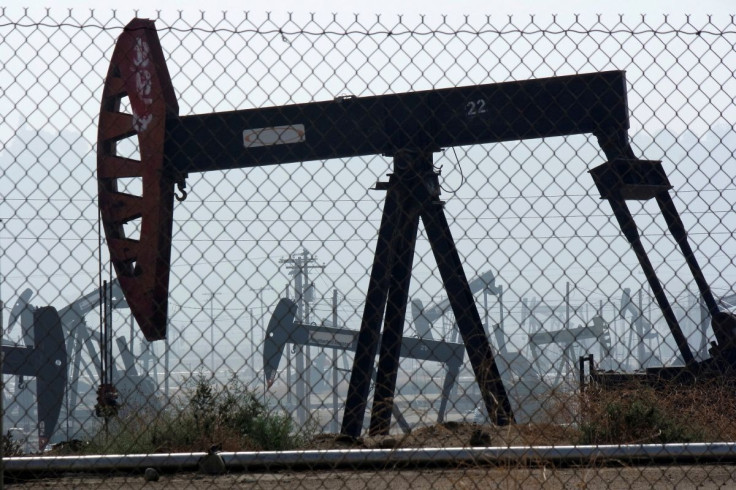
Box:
[466,99,487,116]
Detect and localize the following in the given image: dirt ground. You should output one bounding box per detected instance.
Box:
[8,465,736,489]
[303,420,579,450]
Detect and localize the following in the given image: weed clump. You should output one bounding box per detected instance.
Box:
[83,373,316,454]
[2,431,24,456]
[578,379,736,445]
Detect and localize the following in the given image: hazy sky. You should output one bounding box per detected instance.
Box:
[2,1,734,367]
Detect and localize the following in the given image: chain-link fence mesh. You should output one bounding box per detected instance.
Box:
[2,8,736,488]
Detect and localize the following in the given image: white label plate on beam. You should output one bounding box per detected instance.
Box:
[243,124,306,148]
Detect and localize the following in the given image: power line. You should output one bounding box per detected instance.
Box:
[3,186,735,204]
[6,206,734,224]
[5,228,735,244]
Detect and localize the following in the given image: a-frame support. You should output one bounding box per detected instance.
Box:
[341,149,514,438]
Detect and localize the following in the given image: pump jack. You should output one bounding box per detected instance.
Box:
[97,19,736,437]
[264,297,465,431]
[7,282,128,405]
[2,302,66,451]
[529,316,613,385]
[6,281,159,443]
[411,270,498,343]
[619,287,661,370]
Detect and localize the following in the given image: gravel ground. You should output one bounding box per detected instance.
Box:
[6,465,736,489]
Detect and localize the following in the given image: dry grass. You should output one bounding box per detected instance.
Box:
[304,377,736,450]
[579,378,736,444]
[50,374,736,456]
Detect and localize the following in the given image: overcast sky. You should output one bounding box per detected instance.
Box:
[2,0,734,366]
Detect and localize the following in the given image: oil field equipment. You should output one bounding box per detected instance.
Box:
[6,281,159,443]
[264,297,466,431]
[2,306,67,450]
[97,19,736,438]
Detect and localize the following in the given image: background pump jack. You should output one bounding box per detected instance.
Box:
[8,282,127,412]
[6,281,160,443]
[2,304,67,451]
[619,287,661,370]
[98,19,736,438]
[264,297,466,432]
[529,316,613,385]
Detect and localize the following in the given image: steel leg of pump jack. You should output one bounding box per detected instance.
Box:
[67,321,106,415]
[342,150,514,438]
[656,192,736,353]
[67,327,86,416]
[421,186,514,427]
[589,157,696,365]
[370,180,422,436]
[336,364,411,433]
[556,346,577,385]
[347,364,412,433]
[605,194,695,365]
[340,173,401,438]
[436,361,461,423]
[592,154,736,366]
[368,366,411,433]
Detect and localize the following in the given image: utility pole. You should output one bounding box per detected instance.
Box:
[280,248,325,424]
[204,292,220,377]
[284,286,292,406]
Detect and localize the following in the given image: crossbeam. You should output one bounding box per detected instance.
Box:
[165,70,629,173]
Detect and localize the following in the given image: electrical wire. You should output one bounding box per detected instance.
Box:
[436,147,466,195]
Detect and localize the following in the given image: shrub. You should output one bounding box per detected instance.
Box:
[83,372,317,454]
[576,379,736,445]
[2,431,24,456]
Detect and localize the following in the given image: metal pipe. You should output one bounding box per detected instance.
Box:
[6,443,736,474]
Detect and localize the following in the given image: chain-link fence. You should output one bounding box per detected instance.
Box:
[2,8,736,488]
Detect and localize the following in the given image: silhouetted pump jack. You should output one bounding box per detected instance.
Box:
[97,18,736,438]
[264,297,466,432]
[2,307,67,451]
